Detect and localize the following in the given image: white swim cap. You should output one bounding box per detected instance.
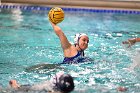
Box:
[74,33,88,44]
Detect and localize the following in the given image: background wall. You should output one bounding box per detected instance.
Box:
[1,0,140,10]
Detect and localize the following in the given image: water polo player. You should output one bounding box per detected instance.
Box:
[50,22,89,63]
[9,72,74,93]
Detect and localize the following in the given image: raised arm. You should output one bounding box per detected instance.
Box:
[50,22,71,50]
[122,38,140,47]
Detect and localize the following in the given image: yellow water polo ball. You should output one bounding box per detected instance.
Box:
[48,7,64,24]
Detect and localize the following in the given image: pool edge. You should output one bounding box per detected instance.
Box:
[1,0,140,11]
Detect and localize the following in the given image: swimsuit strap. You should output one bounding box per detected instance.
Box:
[62,51,83,63]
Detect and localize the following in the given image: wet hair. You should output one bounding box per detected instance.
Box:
[56,74,74,93]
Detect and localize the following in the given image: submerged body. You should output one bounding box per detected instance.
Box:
[4,72,74,93]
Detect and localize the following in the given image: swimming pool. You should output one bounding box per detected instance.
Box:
[0,4,140,93]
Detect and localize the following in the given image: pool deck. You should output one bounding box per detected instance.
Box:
[2,0,140,10]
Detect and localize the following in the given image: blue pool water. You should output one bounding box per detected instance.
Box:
[0,5,140,93]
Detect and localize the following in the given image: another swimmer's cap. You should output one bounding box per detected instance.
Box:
[57,74,74,93]
[74,33,88,44]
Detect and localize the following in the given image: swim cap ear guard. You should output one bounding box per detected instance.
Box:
[74,33,88,44]
[56,74,74,93]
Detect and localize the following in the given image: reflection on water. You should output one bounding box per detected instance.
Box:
[11,9,23,25]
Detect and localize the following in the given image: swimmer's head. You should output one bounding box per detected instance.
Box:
[74,33,89,50]
[53,72,74,93]
[57,74,74,93]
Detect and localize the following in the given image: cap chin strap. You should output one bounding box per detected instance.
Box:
[74,37,84,56]
[76,43,84,56]
[77,37,83,51]
[77,44,83,51]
